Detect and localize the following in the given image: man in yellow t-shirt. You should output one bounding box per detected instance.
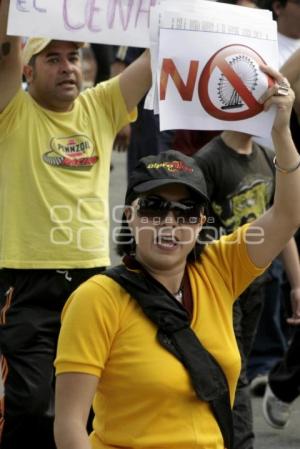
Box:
[0,1,151,448]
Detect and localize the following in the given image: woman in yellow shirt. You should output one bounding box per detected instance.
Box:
[54,66,300,449]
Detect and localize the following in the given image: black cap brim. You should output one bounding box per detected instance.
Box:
[131,179,210,204]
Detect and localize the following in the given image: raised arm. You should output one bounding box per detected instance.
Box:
[118,49,152,113]
[110,47,132,152]
[246,66,300,267]
[0,0,23,112]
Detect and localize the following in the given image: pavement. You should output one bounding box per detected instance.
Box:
[109,150,300,449]
[252,395,300,448]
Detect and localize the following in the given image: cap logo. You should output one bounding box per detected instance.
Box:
[147,160,193,173]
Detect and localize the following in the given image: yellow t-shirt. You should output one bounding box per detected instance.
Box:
[0,77,136,268]
[55,225,267,449]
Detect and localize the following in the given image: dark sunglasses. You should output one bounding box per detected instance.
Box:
[136,195,204,224]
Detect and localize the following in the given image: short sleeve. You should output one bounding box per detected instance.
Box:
[80,75,137,135]
[200,224,269,300]
[55,277,122,377]
[0,89,27,143]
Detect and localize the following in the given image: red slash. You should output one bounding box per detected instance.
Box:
[199,44,274,121]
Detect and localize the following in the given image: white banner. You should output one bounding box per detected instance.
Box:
[156,5,279,138]
[158,30,278,137]
[7,0,158,47]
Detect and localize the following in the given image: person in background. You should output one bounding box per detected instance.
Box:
[256,0,300,67]
[81,45,98,89]
[278,47,300,150]
[262,46,300,432]
[248,0,300,394]
[262,326,300,429]
[54,66,300,449]
[0,1,152,448]
[90,44,115,84]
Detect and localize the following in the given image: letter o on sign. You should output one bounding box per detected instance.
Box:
[199,44,274,121]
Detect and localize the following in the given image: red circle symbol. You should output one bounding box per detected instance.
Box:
[199,44,274,121]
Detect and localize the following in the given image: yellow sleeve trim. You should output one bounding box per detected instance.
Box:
[55,363,101,378]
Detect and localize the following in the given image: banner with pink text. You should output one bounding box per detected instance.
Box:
[7,0,158,47]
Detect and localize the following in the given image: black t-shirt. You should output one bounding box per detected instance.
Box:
[194,136,275,235]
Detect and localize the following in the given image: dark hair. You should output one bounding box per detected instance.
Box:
[255,0,287,19]
[219,0,239,3]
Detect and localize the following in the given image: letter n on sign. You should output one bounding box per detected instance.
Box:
[160,59,199,101]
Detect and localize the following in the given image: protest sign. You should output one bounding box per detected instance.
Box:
[151,2,279,138]
[7,0,158,47]
[8,0,280,138]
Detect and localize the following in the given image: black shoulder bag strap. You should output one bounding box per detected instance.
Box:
[103,264,234,449]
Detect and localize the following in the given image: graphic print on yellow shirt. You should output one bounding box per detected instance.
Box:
[43,134,98,169]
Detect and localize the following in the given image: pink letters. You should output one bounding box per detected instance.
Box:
[16,0,30,12]
[86,0,103,32]
[107,0,134,30]
[63,0,85,30]
[16,0,155,39]
[135,0,157,27]
[16,0,46,13]
[107,0,157,30]
[63,0,103,32]
[33,0,47,12]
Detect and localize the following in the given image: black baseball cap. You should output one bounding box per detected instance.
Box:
[125,150,209,205]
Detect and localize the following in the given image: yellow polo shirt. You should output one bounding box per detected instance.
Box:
[55,225,267,449]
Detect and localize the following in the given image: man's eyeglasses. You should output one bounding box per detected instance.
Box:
[136,195,204,224]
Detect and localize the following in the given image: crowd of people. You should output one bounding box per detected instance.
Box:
[0,0,300,448]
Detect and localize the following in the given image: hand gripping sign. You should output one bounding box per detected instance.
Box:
[199,44,274,121]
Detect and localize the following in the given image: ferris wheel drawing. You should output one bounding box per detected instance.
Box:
[217,55,258,110]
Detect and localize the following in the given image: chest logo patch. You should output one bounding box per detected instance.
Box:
[43,135,98,169]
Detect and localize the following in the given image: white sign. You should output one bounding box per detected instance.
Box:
[145,0,274,112]
[158,29,278,137]
[8,0,158,47]
[151,2,279,138]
